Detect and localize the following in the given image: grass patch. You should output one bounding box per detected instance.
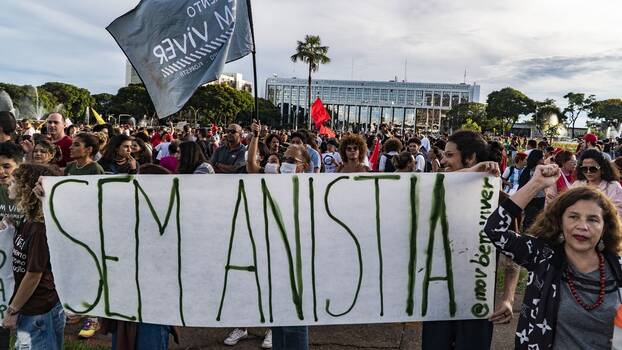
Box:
[64,340,110,350]
[496,265,529,295]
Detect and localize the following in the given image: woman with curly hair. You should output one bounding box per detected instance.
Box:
[485,164,622,349]
[571,148,622,217]
[338,134,370,173]
[2,163,65,349]
[31,140,60,166]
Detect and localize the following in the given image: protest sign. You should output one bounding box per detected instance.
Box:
[107,0,253,118]
[0,224,14,319]
[42,173,499,327]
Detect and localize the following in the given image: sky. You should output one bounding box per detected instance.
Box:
[1,0,621,125]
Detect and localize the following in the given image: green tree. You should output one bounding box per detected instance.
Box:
[290,35,330,129]
[0,83,57,119]
[237,98,281,126]
[446,102,489,132]
[563,92,595,138]
[92,93,114,116]
[532,99,562,134]
[39,82,94,121]
[588,99,622,125]
[184,84,253,126]
[109,84,155,118]
[460,118,482,132]
[486,87,536,135]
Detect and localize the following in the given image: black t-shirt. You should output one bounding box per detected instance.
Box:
[12,221,59,315]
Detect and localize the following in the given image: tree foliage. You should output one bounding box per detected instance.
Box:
[588,99,622,125]
[39,82,94,121]
[237,97,281,126]
[486,87,536,134]
[92,93,114,116]
[532,99,562,134]
[563,92,595,137]
[460,118,482,132]
[182,84,253,125]
[109,84,155,118]
[0,83,57,119]
[446,102,489,131]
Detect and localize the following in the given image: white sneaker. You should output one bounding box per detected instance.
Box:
[261,329,272,349]
[224,328,248,346]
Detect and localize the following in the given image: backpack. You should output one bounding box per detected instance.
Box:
[416,152,433,172]
[383,153,396,173]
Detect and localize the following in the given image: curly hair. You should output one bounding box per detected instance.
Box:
[383,137,403,153]
[577,149,619,182]
[339,134,368,163]
[527,186,622,254]
[12,163,61,222]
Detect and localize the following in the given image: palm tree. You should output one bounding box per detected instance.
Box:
[290,35,330,129]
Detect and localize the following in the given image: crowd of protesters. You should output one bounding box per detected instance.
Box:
[3,90,622,349]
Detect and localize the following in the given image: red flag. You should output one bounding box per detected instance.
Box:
[319,125,336,138]
[311,97,331,129]
[368,139,381,171]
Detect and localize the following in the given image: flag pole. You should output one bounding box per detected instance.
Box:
[246,0,259,124]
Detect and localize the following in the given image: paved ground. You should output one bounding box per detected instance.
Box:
[67,295,522,349]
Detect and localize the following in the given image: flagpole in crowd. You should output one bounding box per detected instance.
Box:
[246,0,260,123]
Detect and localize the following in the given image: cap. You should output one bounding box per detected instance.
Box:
[584,133,598,144]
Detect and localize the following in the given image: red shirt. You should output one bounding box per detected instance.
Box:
[53,135,72,167]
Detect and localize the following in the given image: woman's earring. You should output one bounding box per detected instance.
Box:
[598,239,605,252]
[558,233,565,243]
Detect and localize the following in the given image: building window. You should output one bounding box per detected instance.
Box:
[433,92,441,107]
[442,92,450,107]
[425,92,433,106]
[451,93,460,107]
[461,92,469,104]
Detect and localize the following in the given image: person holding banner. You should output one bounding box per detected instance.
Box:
[485,164,622,349]
[422,130,520,350]
[0,142,24,350]
[227,121,312,349]
[2,163,65,349]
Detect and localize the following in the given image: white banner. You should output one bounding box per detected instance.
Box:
[42,173,499,327]
[0,224,14,319]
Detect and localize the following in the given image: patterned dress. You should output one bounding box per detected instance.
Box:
[484,199,622,349]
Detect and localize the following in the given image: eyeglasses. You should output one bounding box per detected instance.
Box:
[227,129,239,134]
[580,166,601,173]
[346,146,359,152]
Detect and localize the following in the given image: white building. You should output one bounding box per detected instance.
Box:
[125,60,142,86]
[207,73,253,93]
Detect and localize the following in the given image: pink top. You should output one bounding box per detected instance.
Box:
[571,180,622,217]
[159,156,178,174]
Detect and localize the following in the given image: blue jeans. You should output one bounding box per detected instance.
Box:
[112,323,170,350]
[272,326,309,350]
[15,301,65,350]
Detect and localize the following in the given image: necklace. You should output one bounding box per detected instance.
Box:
[75,160,91,169]
[565,253,606,311]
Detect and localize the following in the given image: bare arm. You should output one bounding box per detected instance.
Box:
[11,272,43,311]
[246,123,261,174]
